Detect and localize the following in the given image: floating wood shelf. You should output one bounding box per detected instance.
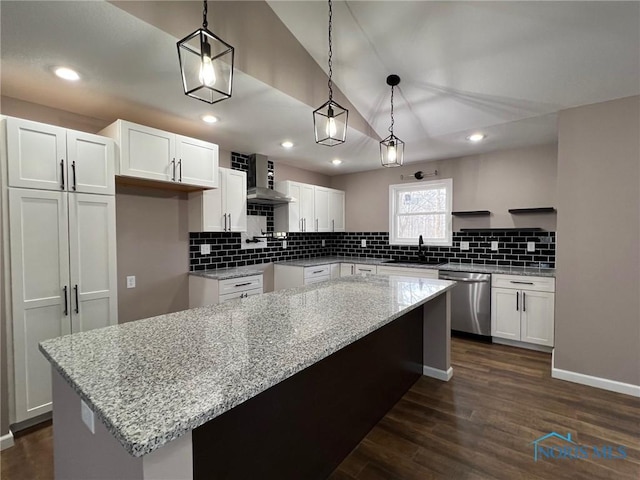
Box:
[508,207,556,214]
[452,210,491,217]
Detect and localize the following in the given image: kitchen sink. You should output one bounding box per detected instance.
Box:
[383,259,444,266]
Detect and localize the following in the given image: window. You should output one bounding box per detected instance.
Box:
[389,179,452,246]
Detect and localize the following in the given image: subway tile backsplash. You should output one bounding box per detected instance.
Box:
[189,230,556,271]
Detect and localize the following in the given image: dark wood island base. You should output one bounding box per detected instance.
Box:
[193,306,423,480]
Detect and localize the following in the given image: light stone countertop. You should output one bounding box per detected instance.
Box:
[274,257,555,277]
[39,275,455,458]
[189,267,264,280]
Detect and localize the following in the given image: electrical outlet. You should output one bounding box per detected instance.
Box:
[322,239,326,247]
[361,239,367,248]
[282,240,287,249]
[126,276,136,289]
[491,241,499,251]
[81,399,95,434]
[200,244,211,255]
[460,241,470,251]
[527,242,536,252]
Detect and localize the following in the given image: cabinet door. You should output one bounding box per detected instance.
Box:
[300,184,315,232]
[6,117,67,191]
[200,188,224,231]
[67,131,115,195]
[314,186,330,232]
[491,287,521,341]
[521,291,555,347]
[175,135,219,188]
[223,169,247,232]
[119,121,173,182]
[9,189,71,422]
[329,189,345,232]
[286,182,302,232]
[340,263,354,277]
[68,194,118,333]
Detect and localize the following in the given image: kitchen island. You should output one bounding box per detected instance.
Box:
[40,274,455,479]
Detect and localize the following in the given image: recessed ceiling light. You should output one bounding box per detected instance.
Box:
[281,141,294,149]
[467,133,486,142]
[53,67,80,81]
[202,115,218,124]
[331,159,342,165]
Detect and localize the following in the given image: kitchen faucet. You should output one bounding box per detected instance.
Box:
[418,234,426,260]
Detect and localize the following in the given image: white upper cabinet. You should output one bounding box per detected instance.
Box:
[100,120,218,189]
[329,189,345,232]
[189,167,247,232]
[5,117,115,194]
[314,186,330,232]
[275,181,344,233]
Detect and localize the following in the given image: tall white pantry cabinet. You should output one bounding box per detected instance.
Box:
[1,117,118,423]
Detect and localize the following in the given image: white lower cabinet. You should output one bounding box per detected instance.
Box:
[376,266,438,279]
[189,274,264,307]
[491,274,555,347]
[8,188,117,422]
[340,264,378,276]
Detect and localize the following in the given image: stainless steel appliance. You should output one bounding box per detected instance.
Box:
[438,270,491,337]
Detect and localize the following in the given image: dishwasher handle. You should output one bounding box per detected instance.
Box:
[439,276,490,283]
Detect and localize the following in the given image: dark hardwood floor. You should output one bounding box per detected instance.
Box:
[2,338,639,480]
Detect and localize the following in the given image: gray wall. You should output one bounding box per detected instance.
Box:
[115,185,190,323]
[555,95,640,386]
[330,144,558,232]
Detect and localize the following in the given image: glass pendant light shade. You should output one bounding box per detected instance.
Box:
[177,1,234,105]
[313,0,348,146]
[381,74,404,167]
[380,134,405,167]
[313,99,348,146]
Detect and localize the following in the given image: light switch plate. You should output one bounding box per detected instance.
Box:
[322,240,326,247]
[200,244,211,255]
[491,241,499,251]
[126,276,136,289]
[282,240,287,249]
[527,241,536,252]
[81,399,95,434]
[361,239,367,248]
[460,241,470,251]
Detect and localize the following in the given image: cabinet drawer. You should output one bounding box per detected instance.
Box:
[305,275,330,285]
[219,287,263,303]
[304,265,331,279]
[355,264,377,274]
[492,274,555,293]
[376,266,438,278]
[219,275,263,295]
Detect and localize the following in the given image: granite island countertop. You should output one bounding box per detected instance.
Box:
[39,275,455,458]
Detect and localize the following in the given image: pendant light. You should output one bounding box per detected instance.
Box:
[313,0,348,146]
[380,75,405,167]
[177,0,234,105]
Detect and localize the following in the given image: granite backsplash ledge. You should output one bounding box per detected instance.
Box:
[189,230,556,271]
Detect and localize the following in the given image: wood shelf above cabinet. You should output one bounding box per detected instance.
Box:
[508,207,556,214]
[452,210,491,217]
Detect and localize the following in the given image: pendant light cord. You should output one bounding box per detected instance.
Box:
[202,0,208,28]
[389,85,395,135]
[327,0,334,102]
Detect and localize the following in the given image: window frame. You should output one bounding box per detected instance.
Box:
[388,178,453,246]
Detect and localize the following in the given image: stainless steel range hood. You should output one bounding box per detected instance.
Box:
[246,154,292,205]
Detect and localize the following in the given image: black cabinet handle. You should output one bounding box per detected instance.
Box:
[510,281,534,285]
[228,213,231,231]
[178,159,182,182]
[223,213,227,231]
[71,161,77,191]
[235,282,251,287]
[523,292,526,312]
[171,159,176,181]
[74,285,79,314]
[60,159,65,190]
[63,286,68,316]
[516,291,519,311]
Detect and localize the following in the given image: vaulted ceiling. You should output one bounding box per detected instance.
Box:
[1,1,638,174]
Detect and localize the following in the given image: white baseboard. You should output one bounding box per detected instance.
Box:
[551,350,640,397]
[423,366,453,381]
[0,431,14,450]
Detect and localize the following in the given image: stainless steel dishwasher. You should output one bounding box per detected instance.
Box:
[438,270,491,337]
